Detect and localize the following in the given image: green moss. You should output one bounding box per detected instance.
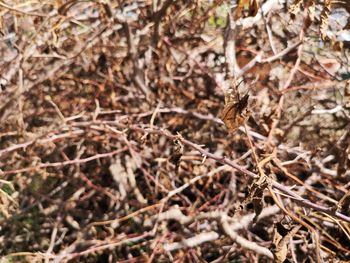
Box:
[28,173,59,194]
[2,183,15,195]
[207,4,227,28]
[28,174,44,194]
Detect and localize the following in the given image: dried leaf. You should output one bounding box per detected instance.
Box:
[220,94,250,133]
[169,137,184,172]
[320,0,332,40]
[240,175,268,222]
[234,0,259,20]
[305,0,316,30]
[272,224,301,262]
[289,0,303,19]
[318,58,340,76]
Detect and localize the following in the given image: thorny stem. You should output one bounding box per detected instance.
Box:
[244,123,316,231]
[112,123,350,225]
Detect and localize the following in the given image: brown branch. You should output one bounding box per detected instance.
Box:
[221,214,274,259]
[1,147,128,175]
[103,123,350,224]
[152,0,175,46]
[0,1,47,17]
[117,16,151,98]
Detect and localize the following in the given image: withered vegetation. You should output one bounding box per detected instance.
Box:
[1,0,350,262]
